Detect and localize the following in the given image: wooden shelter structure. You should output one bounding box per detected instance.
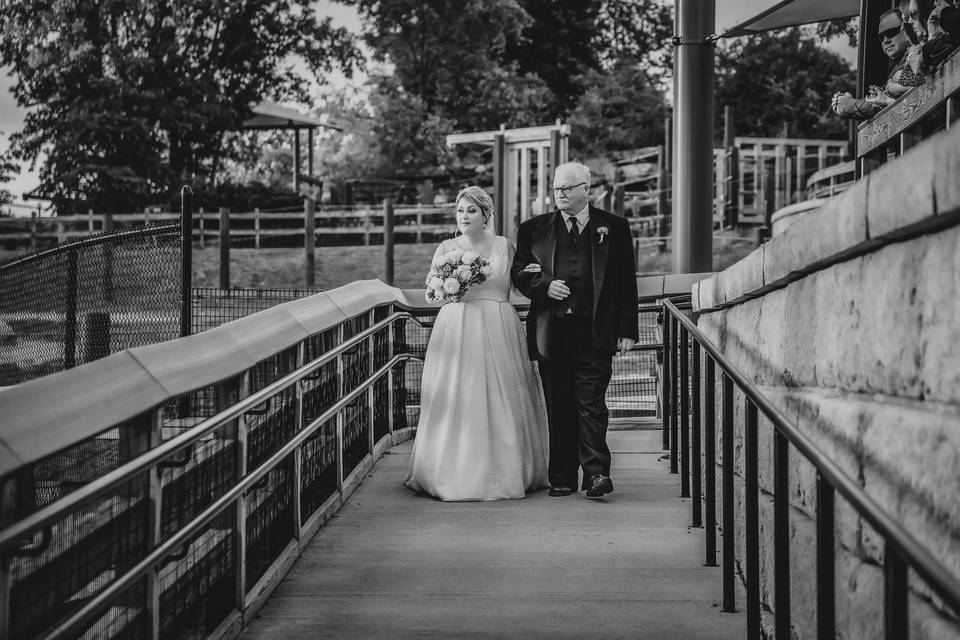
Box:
[240,100,342,194]
[446,122,569,241]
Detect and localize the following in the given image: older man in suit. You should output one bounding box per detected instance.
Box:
[511,161,638,498]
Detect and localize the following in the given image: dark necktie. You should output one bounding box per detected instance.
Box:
[569,217,580,244]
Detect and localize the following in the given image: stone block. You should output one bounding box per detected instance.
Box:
[719,243,765,306]
[763,182,869,288]
[917,226,960,404]
[866,127,942,240]
[930,125,960,220]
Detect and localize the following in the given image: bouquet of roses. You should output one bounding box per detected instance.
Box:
[425,248,493,303]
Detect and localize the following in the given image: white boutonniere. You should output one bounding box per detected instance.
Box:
[597,226,609,245]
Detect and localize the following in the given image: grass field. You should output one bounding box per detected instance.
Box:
[192,233,758,290]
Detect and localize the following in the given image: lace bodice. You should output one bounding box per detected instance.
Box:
[435,236,511,303]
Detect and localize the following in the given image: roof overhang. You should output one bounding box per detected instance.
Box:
[721,0,860,38]
[241,100,342,131]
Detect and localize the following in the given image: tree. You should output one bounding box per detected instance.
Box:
[0,0,360,212]
[714,29,856,140]
[568,61,667,158]
[341,0,555,132]
[594,0,674,81]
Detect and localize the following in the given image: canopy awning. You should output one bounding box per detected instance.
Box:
[721,0,860,37]
[242,100,342,131]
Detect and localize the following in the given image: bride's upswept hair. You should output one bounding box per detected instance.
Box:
[455,186,494,222]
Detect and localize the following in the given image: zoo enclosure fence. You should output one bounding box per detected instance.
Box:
[0,224,185,386]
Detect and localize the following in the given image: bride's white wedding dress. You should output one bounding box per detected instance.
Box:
[404,235,549,501]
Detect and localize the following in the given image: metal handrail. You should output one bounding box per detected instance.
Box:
[40,351,423,640]
[0,309,430,551]
[662,298,960,635]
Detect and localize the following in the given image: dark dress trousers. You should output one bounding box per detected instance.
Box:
[511,206,639,489]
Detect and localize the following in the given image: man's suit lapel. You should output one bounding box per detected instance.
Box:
[531,211,559,274]
[590,206,610,316]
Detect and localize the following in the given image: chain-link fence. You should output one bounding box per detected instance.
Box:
[0,225,183,386]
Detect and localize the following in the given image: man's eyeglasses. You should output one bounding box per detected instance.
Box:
[879,25,902,41]
[553,182,587,196]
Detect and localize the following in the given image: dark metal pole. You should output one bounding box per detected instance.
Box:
[219,207,230,289]
[722,373,736,612]
[691,343,702,528]
[884,543,909,640]
[305,197,316,288]
[673,0,715,273]
[180,186,193,339]
[704,356,717,566]
[680,325,690,497]
[670,315,679,474]
[745,400,760,639]
[775,430,792,638]
[661,307,671,451]
[64,248,78,370]
[384,197,395,286]
[493,133,507,235]
[817,473,836,639]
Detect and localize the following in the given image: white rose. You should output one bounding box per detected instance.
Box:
[443,278,461,294]
[446,249,464,264]
[461,251,478,265]
[457,269,471,283]
[428,277,444,290]
[480,265,493,277]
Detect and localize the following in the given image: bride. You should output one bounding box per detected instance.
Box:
[404,186,549,501]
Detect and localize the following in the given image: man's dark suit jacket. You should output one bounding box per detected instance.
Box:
[510,206,639,361]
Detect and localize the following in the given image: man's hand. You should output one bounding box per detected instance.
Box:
[547,279,570,301]
[617,337,636,356]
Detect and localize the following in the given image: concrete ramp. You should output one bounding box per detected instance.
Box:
[241,431,745,639]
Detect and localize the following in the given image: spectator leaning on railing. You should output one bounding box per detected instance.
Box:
[912,0,960,70]
[832,7,927,119]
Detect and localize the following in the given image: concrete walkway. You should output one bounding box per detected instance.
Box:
[242,431,746,639]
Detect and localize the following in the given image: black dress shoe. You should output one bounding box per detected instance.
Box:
[585,475,613,499]
[548,486,573,497]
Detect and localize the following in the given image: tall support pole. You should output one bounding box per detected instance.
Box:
[672,0,715,273]
[383,197,395,286]
[180,186,193,339]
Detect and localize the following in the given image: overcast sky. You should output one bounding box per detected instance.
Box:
[0,0,854,204]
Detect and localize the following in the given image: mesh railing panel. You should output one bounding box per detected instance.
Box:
[244,457,295,592]
[299,419,338,521]
[6,473,150,640]
[157,509,235,640]
[0,225,181,386]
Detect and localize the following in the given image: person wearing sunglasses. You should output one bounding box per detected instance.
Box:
[832,8,927,119]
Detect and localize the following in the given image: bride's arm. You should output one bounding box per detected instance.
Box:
[424,240,447,304]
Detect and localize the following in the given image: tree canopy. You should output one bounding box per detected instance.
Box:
[0,0,360,212]
[714,28,856,141]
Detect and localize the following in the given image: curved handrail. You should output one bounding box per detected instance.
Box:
[0,310,425,551]
[663,298,960,615]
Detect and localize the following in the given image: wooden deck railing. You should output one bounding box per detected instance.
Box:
[857,47,960,175]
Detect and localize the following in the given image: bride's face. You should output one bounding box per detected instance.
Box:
[456,198,487,235]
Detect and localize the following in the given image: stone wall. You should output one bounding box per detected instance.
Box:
[690,125,960,639]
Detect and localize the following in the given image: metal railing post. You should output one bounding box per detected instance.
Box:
[745,400,760,639]
[232,374,249,611]
[387,310,396,435]
[691,343,702,528]
[293,343,305,537]
[145,408,164,640]
[884,543,909,640]
[670,315,679,474]
[721,372,736,612]
[817,473,835,639]
[661,307,671,451]
[774,430,791,637]
[367,309,376,453]
[680,325,690,497]
[336,324,345,492]
[704,356,717,566]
